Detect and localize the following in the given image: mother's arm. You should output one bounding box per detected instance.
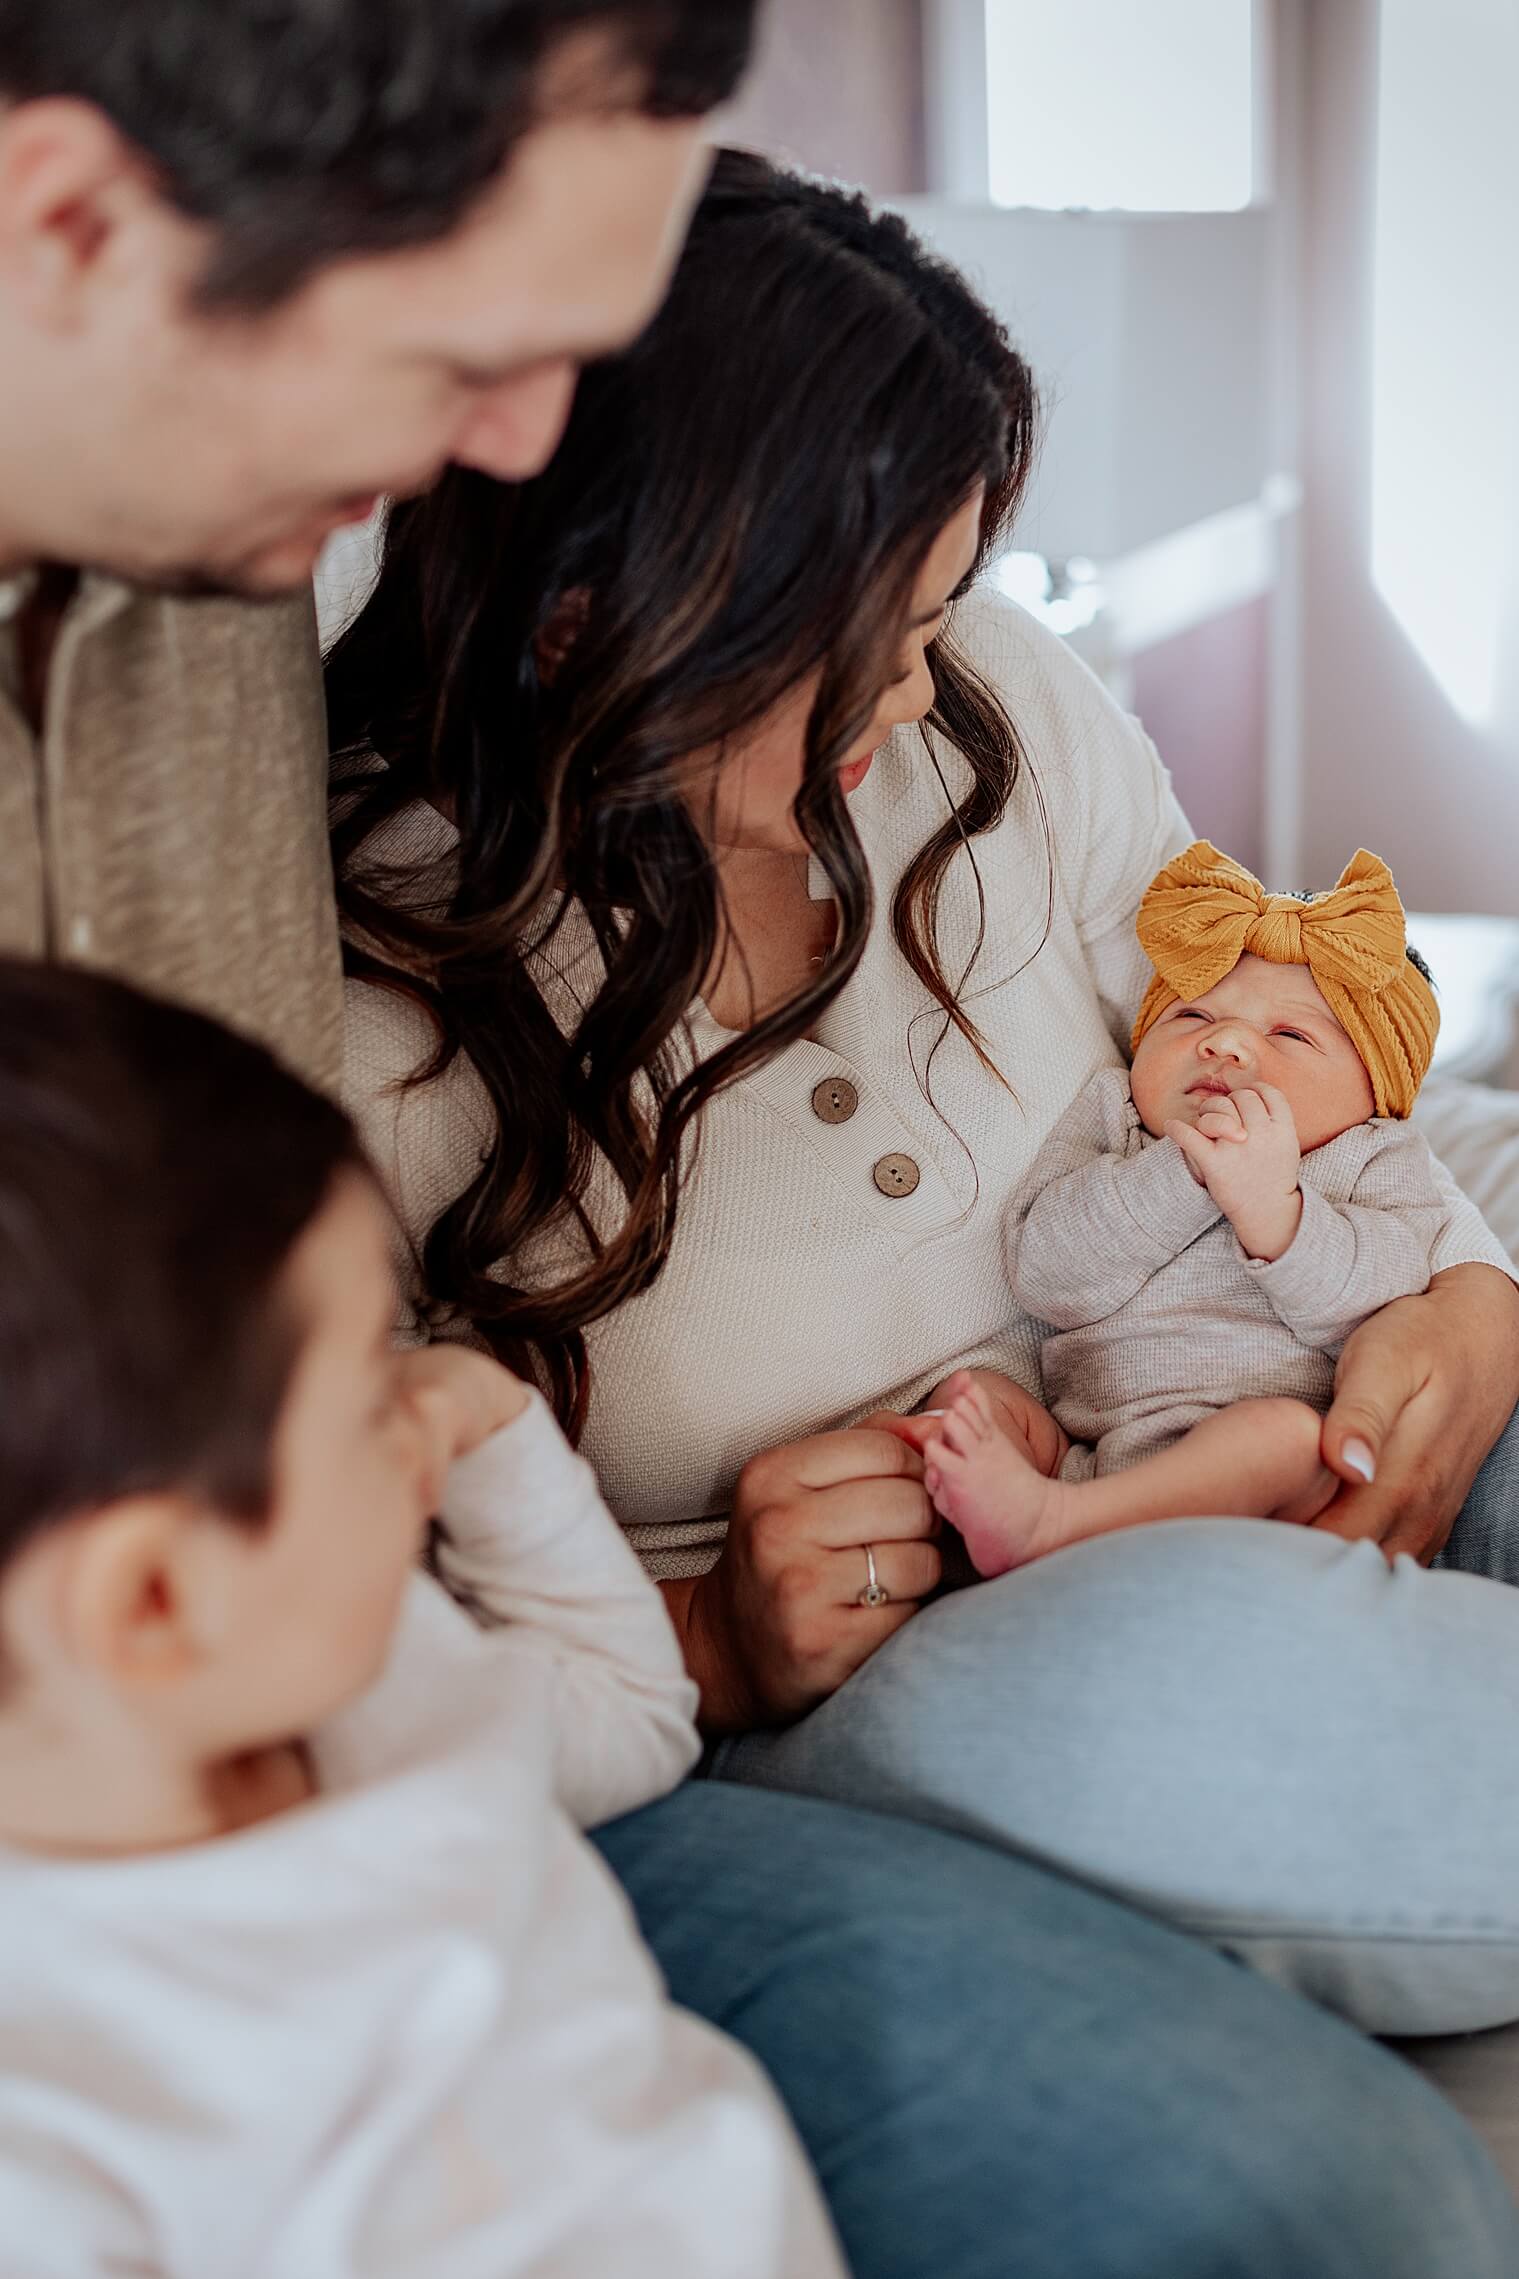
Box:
[662,1425,944,1735]
[1317,1263,1519,1560]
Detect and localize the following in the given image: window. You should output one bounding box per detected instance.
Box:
[930,0,1259,212]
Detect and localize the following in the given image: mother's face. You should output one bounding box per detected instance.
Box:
[697,488,986,857]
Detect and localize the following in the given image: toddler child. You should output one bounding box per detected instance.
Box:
[920,840,1515,1579]
[0,961,842,2279]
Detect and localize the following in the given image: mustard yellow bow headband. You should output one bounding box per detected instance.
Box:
[1131,840,1439,1118]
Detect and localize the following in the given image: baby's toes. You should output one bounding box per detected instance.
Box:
[924,1446,970,1526]
[938,1404,979,1457]
[949,1389,990,1446]
[963,1381,997,1434]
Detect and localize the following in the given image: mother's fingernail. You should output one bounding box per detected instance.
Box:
[1342,1436,1376,1484]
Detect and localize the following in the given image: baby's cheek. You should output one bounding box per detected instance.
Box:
[1128,1045,1172,1137]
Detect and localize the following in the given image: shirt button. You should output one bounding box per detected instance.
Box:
[873,1152,921,1198]
[811,1076,859,1124]
[68,916,94,956]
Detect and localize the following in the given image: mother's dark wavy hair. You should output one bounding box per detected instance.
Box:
[328,149,1040,1434]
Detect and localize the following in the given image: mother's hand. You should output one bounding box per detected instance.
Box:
[1315,1263,1519,1561]
[669,1424,943,1735]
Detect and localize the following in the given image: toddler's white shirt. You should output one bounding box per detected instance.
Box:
[0,1397,844,2279]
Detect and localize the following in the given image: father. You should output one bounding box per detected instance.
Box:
[0,0,726,1087]
[2,8,1516,2276]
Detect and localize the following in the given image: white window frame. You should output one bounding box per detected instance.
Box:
[923,0,1274,211]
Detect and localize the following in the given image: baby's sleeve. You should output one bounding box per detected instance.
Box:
[432,1394,701,1826]
[1007,1068,1221,1329]
[1243,1126,1515,1351]
[1423,1145,1519,1281]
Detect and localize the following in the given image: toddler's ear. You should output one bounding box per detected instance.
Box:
[36,1495,206,1690]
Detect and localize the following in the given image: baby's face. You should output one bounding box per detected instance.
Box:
[1130,953,1376,1153]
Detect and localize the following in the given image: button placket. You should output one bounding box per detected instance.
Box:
[811,1075,858,1125]
[872,1151,921,1198]
[738,1035,955,1235]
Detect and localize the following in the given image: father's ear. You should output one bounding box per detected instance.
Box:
[0,98,172,328]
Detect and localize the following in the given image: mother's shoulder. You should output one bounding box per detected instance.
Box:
[344,970,442,1098]
[951,584,1116,734]
[947,584,1180,891]
[343,973,493,1243]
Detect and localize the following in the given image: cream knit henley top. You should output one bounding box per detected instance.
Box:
[347,593,1460,1579]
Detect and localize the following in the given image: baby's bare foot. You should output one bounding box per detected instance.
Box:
[923,1378,1063,1578]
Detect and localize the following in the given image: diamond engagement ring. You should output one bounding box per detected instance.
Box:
[857,1543,891,1608]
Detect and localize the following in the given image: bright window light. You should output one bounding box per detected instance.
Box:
[1370,0,1519,726]
[984,0,1255,213]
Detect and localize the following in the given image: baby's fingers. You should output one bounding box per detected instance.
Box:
[1254,1083,1299,1132]
[1230,1088,1273,1135]
[1165,1120,1215,1180]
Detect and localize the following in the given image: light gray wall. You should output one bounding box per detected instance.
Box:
[894,200,1274,561]
[721,0,926,195]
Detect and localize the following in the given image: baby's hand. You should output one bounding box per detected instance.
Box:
[396,1345,532,1508]
[1164,1085,1303,1262]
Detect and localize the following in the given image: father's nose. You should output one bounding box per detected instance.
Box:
[454,361,580,483]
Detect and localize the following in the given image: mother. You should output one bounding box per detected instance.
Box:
[331,154,1519,2271]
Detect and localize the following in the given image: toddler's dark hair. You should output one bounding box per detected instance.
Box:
[0,961,366,1573]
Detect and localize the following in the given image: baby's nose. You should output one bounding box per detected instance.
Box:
[1201,1024,1253,1064]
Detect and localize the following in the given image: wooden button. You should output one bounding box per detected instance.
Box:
[872,1152,920,1198]
[811,1076,859,1125]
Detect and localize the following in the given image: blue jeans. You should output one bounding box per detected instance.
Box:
[711,1405,1519,2040]
[595,1780,1519,2278]
[1436,1396,1519,1578]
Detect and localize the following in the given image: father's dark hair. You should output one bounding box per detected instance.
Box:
[0,0,756,308]
[0,960,367,1572]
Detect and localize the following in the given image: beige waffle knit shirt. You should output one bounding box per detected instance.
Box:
[343,593,1502,1578]
[0,575,342,1093]
[1009,1064,1515,1480]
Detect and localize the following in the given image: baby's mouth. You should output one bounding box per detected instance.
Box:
[1187,1079,1234,1098]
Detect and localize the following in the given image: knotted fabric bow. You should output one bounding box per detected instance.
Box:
[1131,840,1439,1118]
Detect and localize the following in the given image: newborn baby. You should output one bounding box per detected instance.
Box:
[923,840,1515,1578]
